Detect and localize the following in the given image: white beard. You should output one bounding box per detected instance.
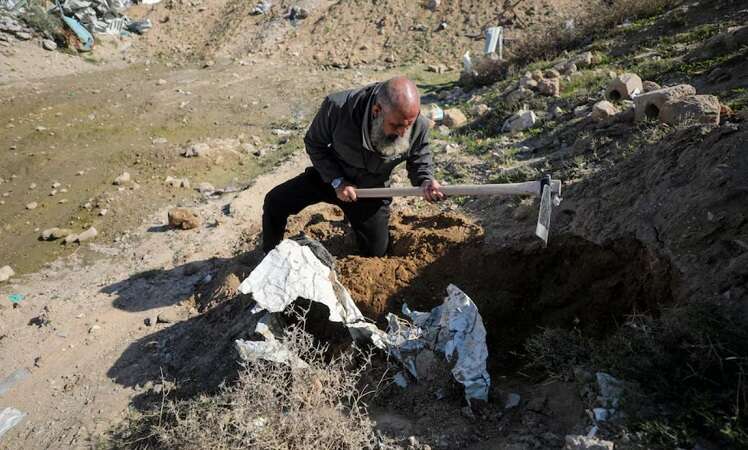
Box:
[370,113,413,157]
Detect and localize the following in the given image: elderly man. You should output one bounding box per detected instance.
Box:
[262,76,444,257]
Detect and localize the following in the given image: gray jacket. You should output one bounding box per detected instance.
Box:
[303,82,434,189]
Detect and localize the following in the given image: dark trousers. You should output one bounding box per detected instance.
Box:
[262,167,391,256]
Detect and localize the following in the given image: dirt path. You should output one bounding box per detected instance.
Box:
[0,146,310,448]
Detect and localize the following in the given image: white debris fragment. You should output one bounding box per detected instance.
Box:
[0,407,26,439]
[235,313,309,369]
[383,284,491,403]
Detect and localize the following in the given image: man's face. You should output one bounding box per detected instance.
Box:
[370,103,419,157]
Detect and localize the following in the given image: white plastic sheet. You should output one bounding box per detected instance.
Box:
[383,285,491,403]
[0,408,25,439]
[239,239,364,324]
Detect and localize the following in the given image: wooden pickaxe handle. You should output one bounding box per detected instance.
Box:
[356,180,561,198]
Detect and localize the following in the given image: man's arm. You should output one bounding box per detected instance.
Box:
[304,97,345,184]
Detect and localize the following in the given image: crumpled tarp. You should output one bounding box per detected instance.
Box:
[382,284,491,403]
[0,407,25,439]
[236,240,490,403]
[238,239,365,324]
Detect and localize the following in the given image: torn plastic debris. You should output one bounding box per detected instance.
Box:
[0,407,25,439]
[0,368,30,397]
[126,18,151,34]
[382,285,491,403]
[251,0,271,15]
[235,314,309,369]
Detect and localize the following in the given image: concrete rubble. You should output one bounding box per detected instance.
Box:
[606,73,642,101]
[634,84,696,121]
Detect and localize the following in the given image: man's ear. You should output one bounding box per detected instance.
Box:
[372,103,382,118]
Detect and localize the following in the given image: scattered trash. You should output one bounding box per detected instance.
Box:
[484,26,503,58]
[7,294,24,304]
[0,407,25,439]
[126,19,151,35]
[235,315,309,369]
[0,368,30,396]
[381,285,491,404]
[505,392,521,409]
[251,0,271,15]
[237,240,490,403]
[393,371,409,388]
[54,0,94,52]
[462,51,473,73]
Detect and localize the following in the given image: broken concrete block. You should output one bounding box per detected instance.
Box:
[634,84,696,121]
[660,95,721,126]
[502,110,537,133]
[443,108,467,128]
[168,208,201,230]
[564,435,614,450]
[606,73,642,100]
[591,100,620,122]
[537,77,560,97]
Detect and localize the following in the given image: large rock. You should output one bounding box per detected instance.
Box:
[505,87,533,104]
[591,100,620,122]
[660,95,721,126]
[168,208,201,230]
[538,77,560,97]
[564,435,614,450]
[606,73,642,100]
[0,265,14,283]
[443,108,467,128]
[502,110,537,133]
[634,84,696,121]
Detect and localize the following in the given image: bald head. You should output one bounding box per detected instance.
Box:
[377,76,420,117]
[372,76,420,142]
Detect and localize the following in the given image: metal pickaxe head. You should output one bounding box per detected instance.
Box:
[535,175,562,246]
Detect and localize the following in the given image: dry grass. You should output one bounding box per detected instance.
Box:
[110,320,380,450]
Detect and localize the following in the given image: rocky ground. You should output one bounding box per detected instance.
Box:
[0,0,747,449]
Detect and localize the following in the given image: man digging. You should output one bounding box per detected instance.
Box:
[262,76,445,257]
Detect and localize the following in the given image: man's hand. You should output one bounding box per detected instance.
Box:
[421,179,445,202]
[336,182,358,203]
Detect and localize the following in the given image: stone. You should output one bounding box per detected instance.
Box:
[574,105,589,117]
[531,70,544,81]
[564,435,614,450]
[504,392,521,409]
[427,64,447,74]
[443,108,468,128]
[157,310,180,323]
[25,202,38,210]
[151,137,168,145]
[181,142,210,157]
[563,62,577,75]
[633,84,696,122]
[14,31,32,40]
[471,104,489,116]
[642,80,661,92]
[537,77,560,97]
[113,172,131,185]
[0,265,14,282]
[165,176,190,188]
[505,87,533,104]
[502,110,537,133]
[42,39,57,51]
[543,68,561,79]
[573,51,594,67]
[156,79,167,85]
[596,372,623,407]
[549,105,565,119]
[168,208,201,230]
[427,0,440,10]
[660,95,721,126]
[203,60,215,68]
[76,227,98,243]
[591,101,620,122]
[197,182,215,193]
[41,227,72,241]
[606,73,643,100]
[687,25,748,61]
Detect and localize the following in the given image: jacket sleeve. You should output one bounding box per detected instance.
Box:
[304,97,345,185]
[406,123,435,186]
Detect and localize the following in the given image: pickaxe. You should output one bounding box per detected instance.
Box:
[356,175,563,245]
